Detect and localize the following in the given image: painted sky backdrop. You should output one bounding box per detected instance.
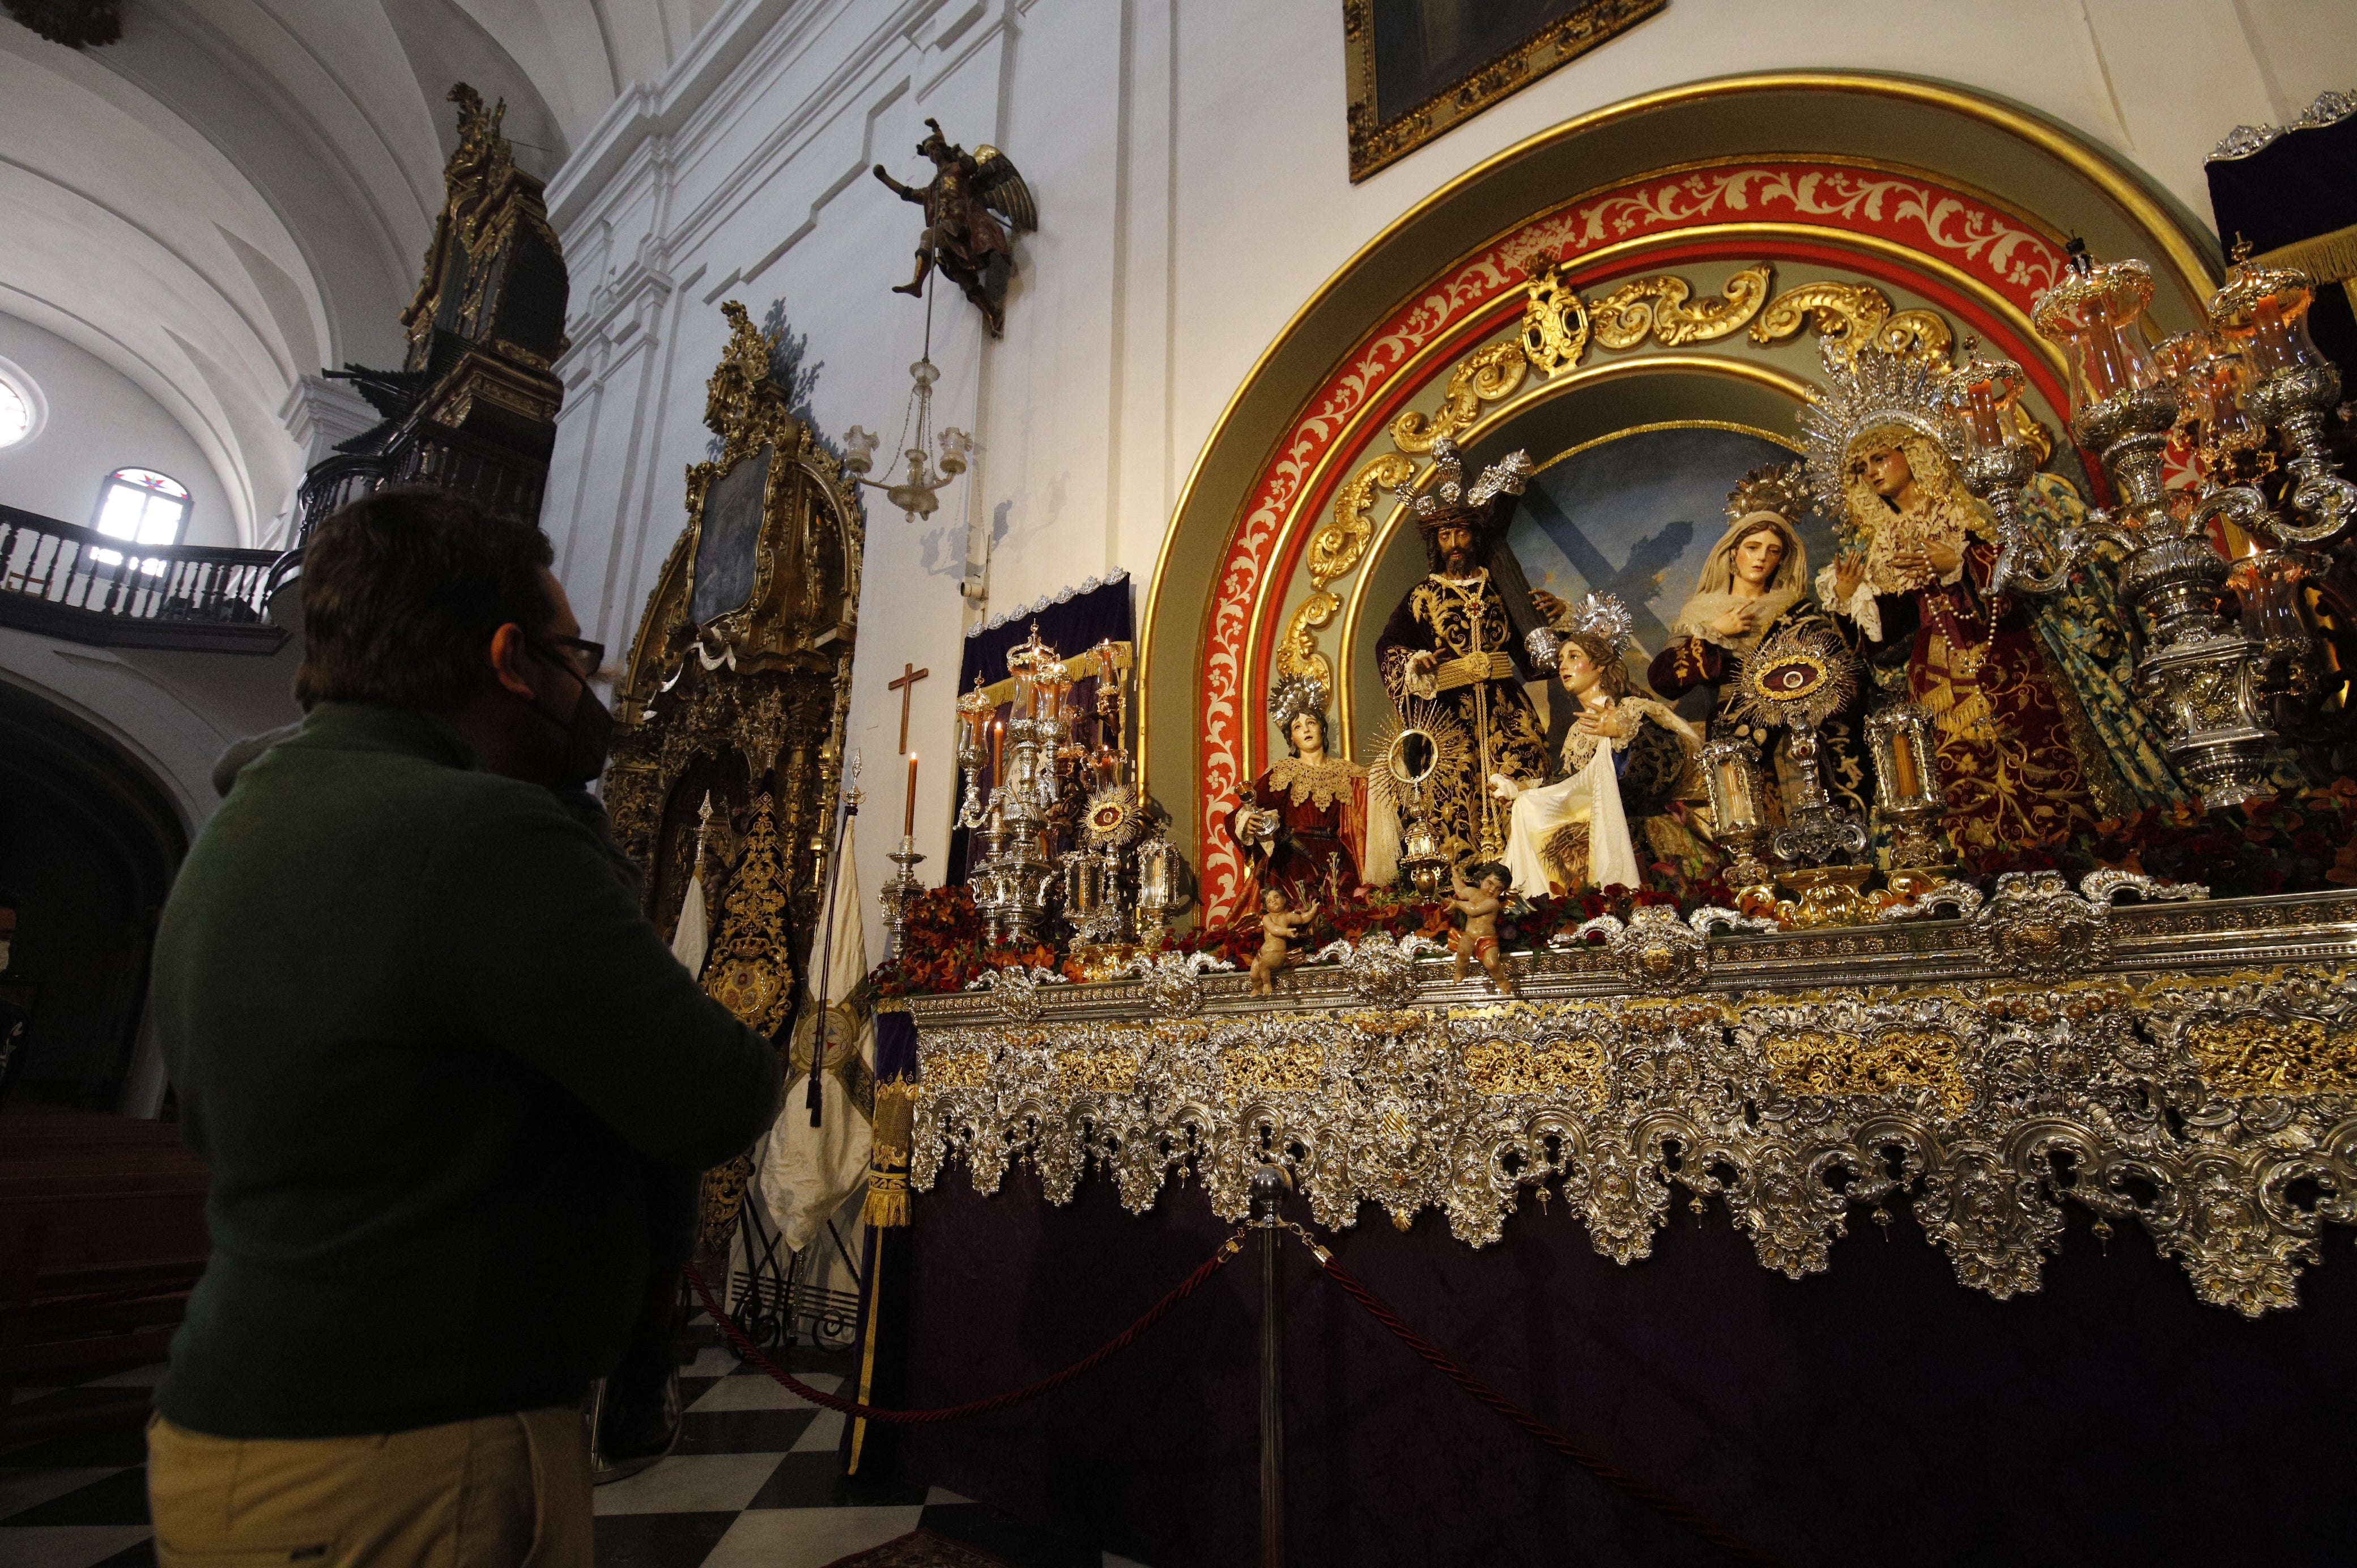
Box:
[1504,424,1836,666]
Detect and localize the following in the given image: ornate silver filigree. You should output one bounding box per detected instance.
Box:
[2209,122,2283,161]
[2216,87,2357,159]
[1876,877,1985,921]
[963,964,1066,1024]
[1970,870,2206,982]
[912,894,2357,1319]
[1311,932,1437,1008]
[1122,949,1235,1018]
[1558,905,1722,992]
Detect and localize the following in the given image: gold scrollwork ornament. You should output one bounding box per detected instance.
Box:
[1274,591,1341,687]
[1389,342,1529,453]
[1589,263,1775,350]
[1519,263,1593,374]
[1313,452,1416,589]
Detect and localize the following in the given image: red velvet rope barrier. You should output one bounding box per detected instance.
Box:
[1291,1233,1786,1568]
[680,1234,1243,1425]
[688,1226,1780,1565]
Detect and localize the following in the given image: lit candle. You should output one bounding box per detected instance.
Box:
[1892,731,1921,801]
[1714,759,1750,826]
[992,718,1004,781]
[904,752,918,837]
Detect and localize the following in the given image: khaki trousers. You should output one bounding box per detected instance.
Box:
[147,1407,593,1568]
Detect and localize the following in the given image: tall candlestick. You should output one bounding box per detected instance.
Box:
[904,752,918,836]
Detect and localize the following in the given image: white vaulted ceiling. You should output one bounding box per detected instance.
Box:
[0,0,717,544]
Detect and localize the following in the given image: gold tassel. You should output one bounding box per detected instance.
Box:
[861,1077,921,1228]
[862,1154,912,1228]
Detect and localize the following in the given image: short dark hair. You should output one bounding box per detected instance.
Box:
[1466,862,1511,889]
[295,488,556,711]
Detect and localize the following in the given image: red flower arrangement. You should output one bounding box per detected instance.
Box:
[864,782,2357,996]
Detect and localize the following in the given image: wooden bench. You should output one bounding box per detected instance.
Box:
[0,1107,209,1434]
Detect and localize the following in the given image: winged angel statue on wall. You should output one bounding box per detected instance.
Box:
[872,118,1039,336]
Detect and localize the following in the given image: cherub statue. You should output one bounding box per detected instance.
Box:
[1446,862,1516,995]
[1249,885,1317,998]
[871,119,1039,336]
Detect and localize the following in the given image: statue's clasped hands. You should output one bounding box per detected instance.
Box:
[1887,541,1962,589]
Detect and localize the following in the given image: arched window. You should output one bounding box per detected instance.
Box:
[92,468,192,572]
[93,467,192,547]
[0,372,31,449]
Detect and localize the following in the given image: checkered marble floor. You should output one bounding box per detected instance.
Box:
[2,1316,1146,1568]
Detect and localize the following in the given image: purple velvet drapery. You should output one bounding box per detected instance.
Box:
[897,1162,2356,1566]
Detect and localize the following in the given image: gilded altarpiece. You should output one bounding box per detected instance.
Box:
[605,304,864,1250]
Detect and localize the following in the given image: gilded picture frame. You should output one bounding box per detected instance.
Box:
[614,301,862,711]
[1343,0,1667,182]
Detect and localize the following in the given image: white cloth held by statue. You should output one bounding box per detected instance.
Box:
[1501,742,1640,897]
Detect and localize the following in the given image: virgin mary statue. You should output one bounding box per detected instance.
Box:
[1800,344,2179,858]
[1648,464,1874,821]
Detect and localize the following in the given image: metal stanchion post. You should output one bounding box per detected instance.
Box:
[1249,1164,1288,1568]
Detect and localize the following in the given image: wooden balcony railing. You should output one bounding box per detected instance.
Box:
[291,423,548,546]
[0,504,290,654]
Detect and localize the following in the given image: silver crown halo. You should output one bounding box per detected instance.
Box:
[1724,462,1814,526]
[1798,340,1961,519]
[1268,671,1330,738]
[1528,590,1633,668]
[1390,435,1535,521]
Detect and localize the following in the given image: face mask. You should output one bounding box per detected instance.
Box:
[0,940,11,972]
[525,648,614,786]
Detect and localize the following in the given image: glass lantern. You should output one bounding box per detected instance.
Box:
[2207,243,2355,543]
[2031,247,2163,414]
[2179,343,2269,491]
[1699,735,1773,893]
[2209,254,2329,377]
[1946,343,2029,459]
[2032,244,2181,536]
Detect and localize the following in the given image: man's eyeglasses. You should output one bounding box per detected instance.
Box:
[536,633,606,680]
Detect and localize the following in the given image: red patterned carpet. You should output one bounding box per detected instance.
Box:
[825,1528,1018,1567]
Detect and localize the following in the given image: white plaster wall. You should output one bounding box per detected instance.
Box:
[0,313,237,547]
[542,0,2356,958]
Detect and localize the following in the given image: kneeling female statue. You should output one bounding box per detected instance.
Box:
[1492,595,1713,897]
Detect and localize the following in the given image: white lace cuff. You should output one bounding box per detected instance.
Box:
[1815,563,1882,644]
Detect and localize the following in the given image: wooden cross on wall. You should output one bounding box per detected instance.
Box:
[888,662,929,755]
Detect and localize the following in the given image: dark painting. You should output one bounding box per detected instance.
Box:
[691,446,772,625]
[1370,0,1585,123]
[1347,0,1664,180]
